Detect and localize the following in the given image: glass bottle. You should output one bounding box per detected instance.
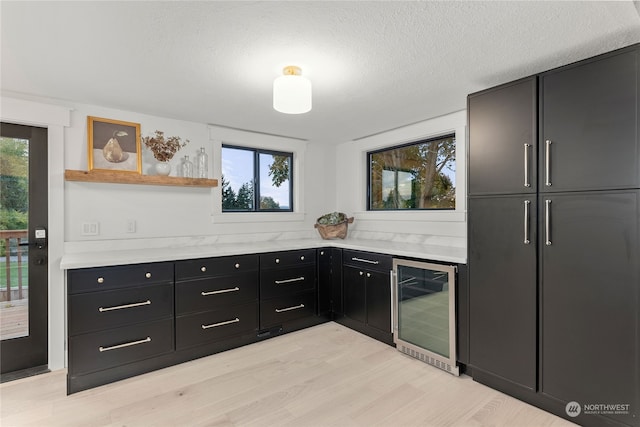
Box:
[195,147,208,178]
[182,155,194,178]
[176,157,185,177]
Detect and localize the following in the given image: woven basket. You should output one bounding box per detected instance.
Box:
[314,216,354,240]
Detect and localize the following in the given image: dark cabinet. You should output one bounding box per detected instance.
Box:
[175,255,259,351]
[541,48,639,193]
[364,269,391,333]
[318,248,343,320]
[540,191,639,427]
[259,249,318,331]
[66,249,330,395]
[468,196,537,390]
[67,262,176,392]
[343,266,367,323]
[341,250,393,345]
[468,44,640,427]
[468,77,537,196]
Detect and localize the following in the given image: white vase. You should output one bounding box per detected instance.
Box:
[155,162,171,176]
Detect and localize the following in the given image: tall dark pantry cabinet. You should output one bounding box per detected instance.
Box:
[467,44,639,427]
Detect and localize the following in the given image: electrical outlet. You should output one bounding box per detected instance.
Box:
[126,220,136,233]
[81,222,99,236]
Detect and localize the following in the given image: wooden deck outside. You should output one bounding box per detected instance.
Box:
[0,298,28,340]
[0,229,29,340]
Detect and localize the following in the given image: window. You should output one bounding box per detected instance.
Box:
[221,145,293,212]
[368,134,455,210]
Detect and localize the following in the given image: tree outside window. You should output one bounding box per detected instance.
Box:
[221,145,293,212]
[368,134,455,210]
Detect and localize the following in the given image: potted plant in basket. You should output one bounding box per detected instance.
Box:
[314,212,354,239]
[141,130,189,176]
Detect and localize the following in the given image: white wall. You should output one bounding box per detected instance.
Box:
[335,110,467,248]
[63,104,334,253]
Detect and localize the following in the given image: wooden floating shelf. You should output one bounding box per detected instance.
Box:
[65,170,218,188]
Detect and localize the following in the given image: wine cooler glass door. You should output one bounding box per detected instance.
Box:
[393,259,458,375]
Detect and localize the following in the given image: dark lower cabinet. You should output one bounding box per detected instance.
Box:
[540,191,639,427]
[340,250,393,345]
[67,250,329,394]
[258,249,322,335]
[365,270,391,333]
[68,318,174,376]
[175,255,260,352]
[176,302,258,350]
[67,262,176,393]
[468,196,537,391]
[343,266,367,323]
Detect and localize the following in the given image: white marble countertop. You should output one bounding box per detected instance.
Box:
[60,238,466,270]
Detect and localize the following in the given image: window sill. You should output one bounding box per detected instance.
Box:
[211,212,306,224]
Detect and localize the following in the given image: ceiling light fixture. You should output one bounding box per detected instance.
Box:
[273,65,312,114]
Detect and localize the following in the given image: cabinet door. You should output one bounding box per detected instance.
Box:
[541,191,639,425]
[317,249,332,317]
[468,196,537,390]
[468,77,537,195]
[541,47,639,192]
[366,270,391,333]
[343,266,366,323]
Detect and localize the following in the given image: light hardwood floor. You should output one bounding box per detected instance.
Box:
[0,323,575,427]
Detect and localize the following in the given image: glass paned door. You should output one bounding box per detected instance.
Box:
[0,123,48,377]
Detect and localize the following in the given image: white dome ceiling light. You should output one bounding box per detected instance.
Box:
[273,65,312,114]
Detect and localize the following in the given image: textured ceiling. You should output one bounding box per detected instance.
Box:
[2,1,639,144]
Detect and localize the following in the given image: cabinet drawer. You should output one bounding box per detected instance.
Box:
[175,254,258,281]
[69,284,173,335]
[260,249,316,270]
[68,318,174,375]
[342,250,392,272]
[176,302,258,350]
[260,291,316,329]
[260,265,316,299]
[68,262,174,294]
[176,272,258,315]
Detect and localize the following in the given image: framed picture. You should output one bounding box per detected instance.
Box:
[87,116,142,173]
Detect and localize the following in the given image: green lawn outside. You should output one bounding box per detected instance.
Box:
[0,260,28,289]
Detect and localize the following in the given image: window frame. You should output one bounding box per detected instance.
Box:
[221,144,294,213]
[366,133,456,211]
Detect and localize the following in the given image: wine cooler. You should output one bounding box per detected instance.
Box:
[393,259,459,375]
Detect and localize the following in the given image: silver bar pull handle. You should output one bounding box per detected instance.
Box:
[545,140,552,186]
[390,270,395,333]
[274,277,305,285]
[99,337,151,352]
[99,300,151,312]
[352,257,379,265]
[201,287,240,296]
[524,200,531,245]
[524,143,531,187]
[275,304,305,313]
[202,318,239,329]
[545,199,552,246]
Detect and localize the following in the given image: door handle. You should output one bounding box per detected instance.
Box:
[524,143,531,188]
[545,199,552,246]
[545,140,552,187]
[523,200,531,245]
